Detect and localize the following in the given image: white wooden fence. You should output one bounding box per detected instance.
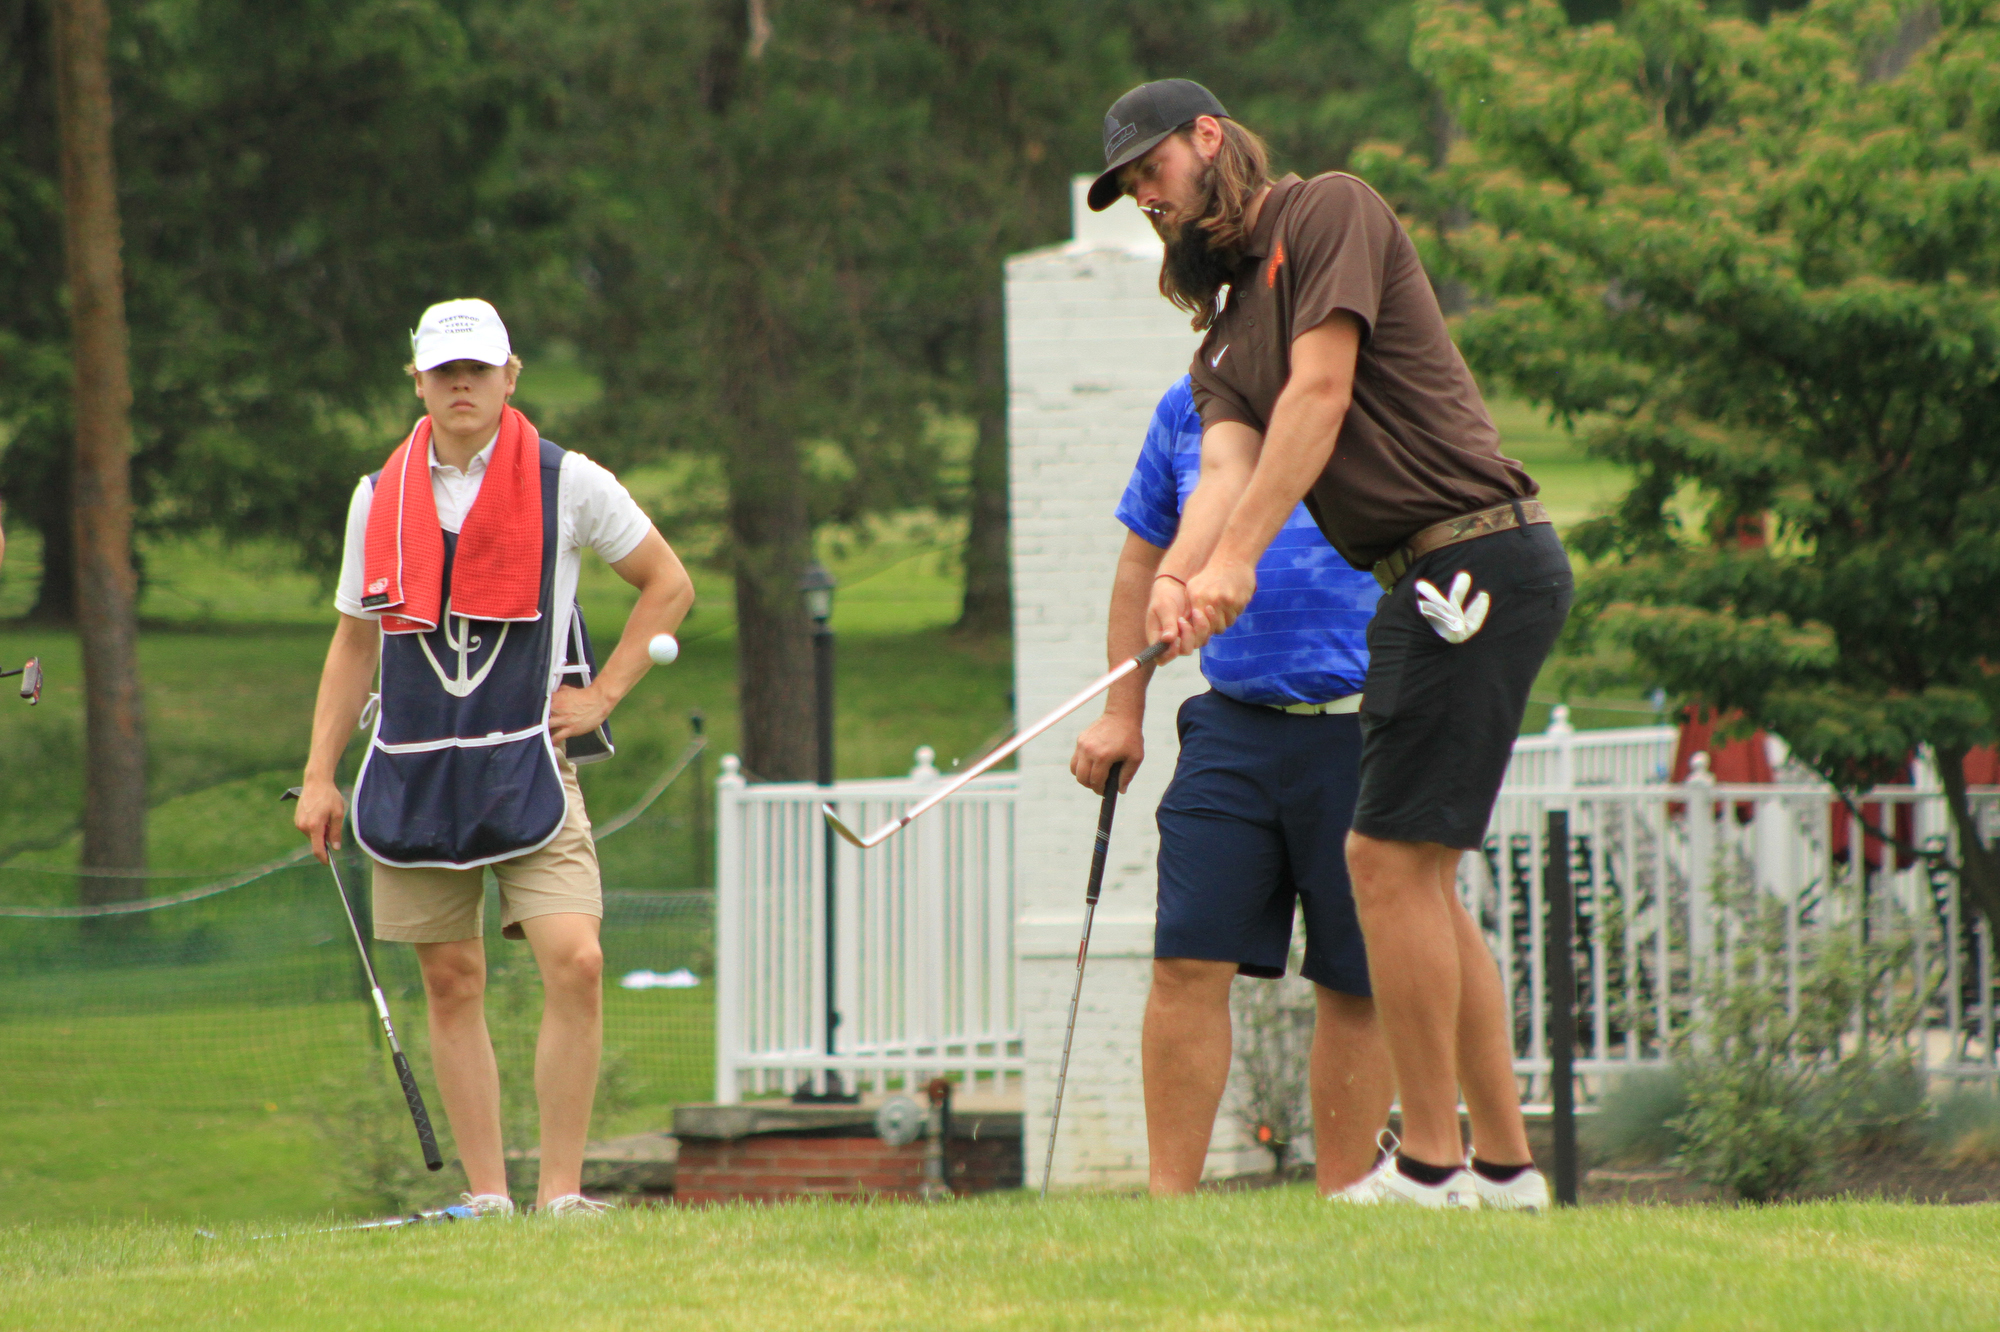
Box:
[713,749,1020,1102]
[714,710,2000,1103]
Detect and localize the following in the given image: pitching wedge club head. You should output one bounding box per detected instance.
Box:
[822,804,869,848]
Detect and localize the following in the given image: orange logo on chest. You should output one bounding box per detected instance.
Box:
[1265,240,1285,287]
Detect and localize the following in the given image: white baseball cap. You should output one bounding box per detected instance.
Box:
[410,298,512,371]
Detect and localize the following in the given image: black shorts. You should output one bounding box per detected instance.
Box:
[1155,690,1370,995]
[1353,522,1573,850]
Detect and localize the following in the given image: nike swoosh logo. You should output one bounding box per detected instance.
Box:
[1210,344,1229,368]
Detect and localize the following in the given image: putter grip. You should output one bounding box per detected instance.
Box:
[1084,762,1122,907]
[393,1049,446,1171]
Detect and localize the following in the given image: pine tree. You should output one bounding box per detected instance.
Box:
[1376,0,2000,931]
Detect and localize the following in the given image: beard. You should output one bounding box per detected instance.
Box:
[1157,169,1242,316]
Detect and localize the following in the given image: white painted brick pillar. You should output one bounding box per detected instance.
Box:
[1009,181,1257,1189]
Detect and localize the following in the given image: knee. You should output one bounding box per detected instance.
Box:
[545,939,604,999]
[421,954,486,1009]
[1316,988,1376,1028]
[1346,833,1435,916]
[1346,836,1395,913]
[1149,958,1234,1010]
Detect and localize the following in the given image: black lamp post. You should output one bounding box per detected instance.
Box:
[796,562,854,1102]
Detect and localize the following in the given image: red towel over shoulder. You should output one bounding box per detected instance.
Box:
[360,406,544,634]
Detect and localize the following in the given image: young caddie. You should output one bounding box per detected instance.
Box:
[293,298,693,1216]
[1091,80,1563,1209]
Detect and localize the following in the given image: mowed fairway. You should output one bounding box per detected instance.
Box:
[6,1194,1999,1332]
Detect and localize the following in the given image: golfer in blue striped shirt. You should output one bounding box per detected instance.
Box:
[1072,376,1394,1194]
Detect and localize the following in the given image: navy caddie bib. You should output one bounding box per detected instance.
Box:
[353,438,578,869]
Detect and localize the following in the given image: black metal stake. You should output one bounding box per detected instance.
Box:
[1544,807,1579,1206]
[817,618,837,1068]
[689,710,708,888]
[799,618,856,1102]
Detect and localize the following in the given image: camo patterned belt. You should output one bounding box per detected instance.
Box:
[1371,499,1550,592]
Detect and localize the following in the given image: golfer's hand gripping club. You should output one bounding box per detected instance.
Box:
[825,640,1169,849]
[282,787,445,1172]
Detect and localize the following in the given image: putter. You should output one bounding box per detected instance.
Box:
[282,787,443,1172]
[1041,760,1123,1200]
[250,1202,487,1241]
[825,640,1167,849]
[0,657,42,705]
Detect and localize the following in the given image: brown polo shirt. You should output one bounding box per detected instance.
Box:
[1189,172,1536,570]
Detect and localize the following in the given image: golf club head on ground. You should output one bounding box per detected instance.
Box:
[1,658,41,704]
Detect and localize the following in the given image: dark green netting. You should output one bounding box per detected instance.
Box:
[0,752,715,1125]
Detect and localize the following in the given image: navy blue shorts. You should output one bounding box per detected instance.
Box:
[1155,690,1370,995]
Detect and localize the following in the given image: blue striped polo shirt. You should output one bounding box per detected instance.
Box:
[1115,377,1378,706]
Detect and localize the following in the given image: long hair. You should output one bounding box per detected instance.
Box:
[1159,118,1274,330]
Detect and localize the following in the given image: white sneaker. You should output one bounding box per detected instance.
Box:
[458,1192,516,1217]
[1331,1156,1481,1209]
[539,1193,613,1218]
[1467,1162,1550,1213]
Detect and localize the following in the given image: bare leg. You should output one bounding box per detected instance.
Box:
[518,912,604,1204]
[1347,832,1471,1167]
[1310,987,1396,1192]
[415,937,506,1197]
[1450,889,1532,1165]
[1142,957,1237,1194]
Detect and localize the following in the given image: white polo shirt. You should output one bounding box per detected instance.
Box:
[334,432,654,691]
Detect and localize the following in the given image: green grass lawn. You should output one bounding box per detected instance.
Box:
[5,1195,1999,1332]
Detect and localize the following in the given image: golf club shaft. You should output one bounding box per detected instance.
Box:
[1041,760,1122,1200]
[324,852,445,1172]
[828,641,1167,849]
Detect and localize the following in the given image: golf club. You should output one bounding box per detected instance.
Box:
[824,639,1168,850]
[1041,760,1122,1200]
[281,786,443,1172]
[1,657,42,705]
[250,1201,488,1241]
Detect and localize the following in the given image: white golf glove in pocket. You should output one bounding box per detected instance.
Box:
[1414,571,1490,644]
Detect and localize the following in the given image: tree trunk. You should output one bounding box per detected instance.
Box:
[52,0,148,907]
[726,410,816,783]
[955,284,1011,637]
[699,0,812,781]
[1935,746,2000,942]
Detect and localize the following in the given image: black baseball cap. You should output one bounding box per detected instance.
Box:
[1087,79,1230,212]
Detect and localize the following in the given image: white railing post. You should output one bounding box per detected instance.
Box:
[911,747,945,1080]
[714,754,747,1104]
[1684,752,1716,1051]
[1547,703,1575,793]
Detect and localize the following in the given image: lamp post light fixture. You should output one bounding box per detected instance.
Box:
[795,562,855,1102]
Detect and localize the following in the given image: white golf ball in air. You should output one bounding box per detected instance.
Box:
[648,633,680,665]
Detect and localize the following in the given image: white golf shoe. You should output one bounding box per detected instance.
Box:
[540,1193,613,1218]
[458,1192,517,1217]
[1467,1162,1551,1213]
[1330,1156,1481,1209]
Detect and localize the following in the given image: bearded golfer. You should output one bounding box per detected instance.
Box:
[293,298,693,1216]
[1072,375,1393,1195]
[1090,80,1561,1210]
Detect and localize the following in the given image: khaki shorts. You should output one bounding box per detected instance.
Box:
[370,755,602,944]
